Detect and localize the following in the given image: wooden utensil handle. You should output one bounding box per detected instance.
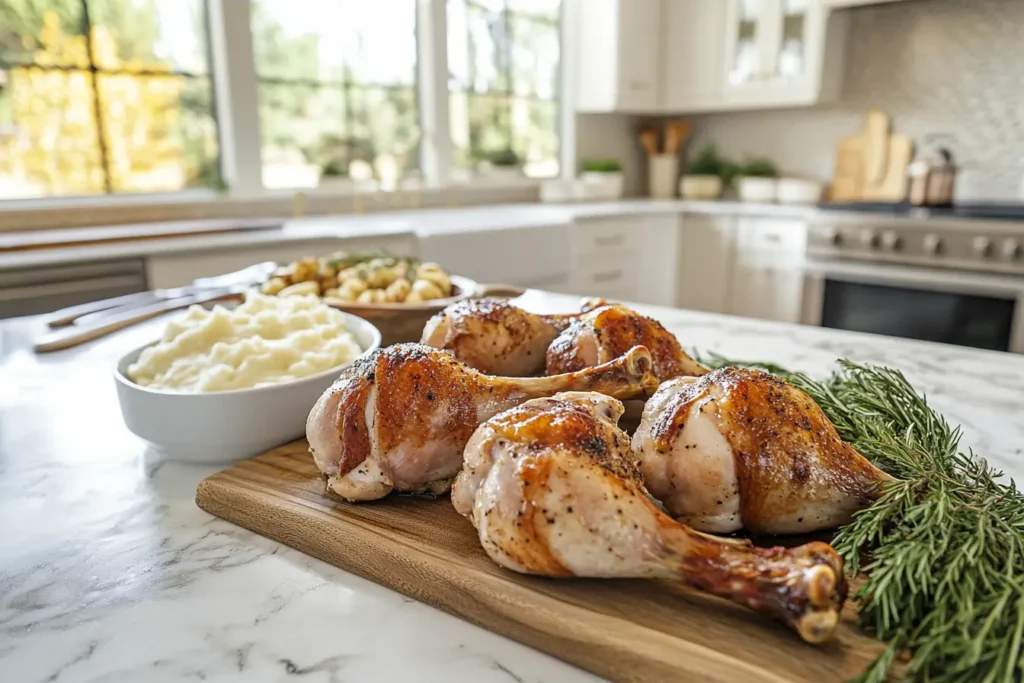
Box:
[46,291,158,328]
[474,284,526,299]
[34,292,242,353]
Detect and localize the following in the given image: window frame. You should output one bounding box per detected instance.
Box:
[0,0,573,206]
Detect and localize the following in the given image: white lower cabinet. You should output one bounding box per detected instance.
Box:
[726,217,807,323]
[676,212,807,323]
[550,214,681,305]
[677,213,736,314]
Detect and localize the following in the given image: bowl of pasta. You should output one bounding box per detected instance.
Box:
[259,253,523,344]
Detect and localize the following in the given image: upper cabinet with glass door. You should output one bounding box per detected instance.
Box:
[722,0,848,109]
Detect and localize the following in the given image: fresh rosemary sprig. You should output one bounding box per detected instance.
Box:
[700,353,1024,682]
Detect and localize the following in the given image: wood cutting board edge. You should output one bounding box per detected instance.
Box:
[196,476,763,683]
[196,444,887,683]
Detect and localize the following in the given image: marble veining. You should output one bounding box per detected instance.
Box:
[3,291,1024,682]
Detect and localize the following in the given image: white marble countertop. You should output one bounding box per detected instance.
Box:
[6,199,1024,272]
[0,199,825,272]
[3,292,1024,682]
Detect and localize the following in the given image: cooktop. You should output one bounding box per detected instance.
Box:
[818,202,1024,221]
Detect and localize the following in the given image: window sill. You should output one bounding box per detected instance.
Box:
[0,182,543,233]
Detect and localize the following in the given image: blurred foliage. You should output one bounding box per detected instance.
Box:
[738,157,779,178]
[485,147,519,167]
[581,158,621,173]
[251,0,420,185]
[0,1,219,198]
[687,143,741,186]
[450,1,561,177]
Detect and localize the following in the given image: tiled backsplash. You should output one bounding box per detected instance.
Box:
[687,0,1024,202]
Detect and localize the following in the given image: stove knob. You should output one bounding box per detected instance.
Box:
[923,234,945,255]
[860,228,880,249]
[1001,238,1022,261]
[829,230,844,247]
[881,230,903,252]
[973,236,995,258]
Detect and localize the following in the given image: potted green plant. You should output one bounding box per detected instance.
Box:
[680,144,730,200]
[478,148,523,182]
[318,159,354,193]
[578,159,624,200]
[735,157,779,203]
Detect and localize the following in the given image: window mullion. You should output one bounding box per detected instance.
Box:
[559,0,576,181]
[418,0,452,187]
[207,0,264,195]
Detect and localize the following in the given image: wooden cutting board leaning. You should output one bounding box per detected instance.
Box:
[829,109,914,203]
[196,441,888,683]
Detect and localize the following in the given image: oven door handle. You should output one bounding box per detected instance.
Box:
[803,260,1024,297]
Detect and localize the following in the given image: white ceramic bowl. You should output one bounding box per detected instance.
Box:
[776,177,823,205]
[578,171,625,200]
[114,311,381,464]
[679,174,723,200]
[737,176,779,203]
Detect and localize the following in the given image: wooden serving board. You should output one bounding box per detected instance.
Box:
[196,441,887,683]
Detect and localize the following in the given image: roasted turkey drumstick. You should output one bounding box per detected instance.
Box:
[546,303,709,379]
[307,343,658,502]
[452,392,846,644]
[633,367,894,535]
[420,298,584,376]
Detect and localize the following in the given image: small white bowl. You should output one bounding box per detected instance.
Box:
[679,174,723,200]
[736,176,779,203]
[113,311,381,464]
[776,177,823,205]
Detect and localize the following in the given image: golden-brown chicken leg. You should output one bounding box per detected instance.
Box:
[421,298,586,376]
[632,367,894,534]
[453,392,846,644]
[307,343,658,502]
[546,303,709,379]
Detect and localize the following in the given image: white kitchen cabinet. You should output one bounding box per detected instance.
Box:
[635,213,682,306]
[727,217,807,323]
[549,214,679,305]
[146,235,418,289]
[573,0,662,113]
[676,213,736,314]
[722,0,847,109]
[659,0,728,112]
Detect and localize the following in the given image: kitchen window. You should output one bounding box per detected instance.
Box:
[447,0,561,179]
[250,0,420,190]
[0,0,219,199]
[0,0,568,209]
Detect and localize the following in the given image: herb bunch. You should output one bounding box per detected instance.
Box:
[701,354,1024,682]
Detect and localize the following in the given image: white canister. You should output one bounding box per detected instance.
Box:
[649,155,680,199]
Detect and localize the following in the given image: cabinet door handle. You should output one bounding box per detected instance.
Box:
[592,269,624,283]
[594,235,625,247]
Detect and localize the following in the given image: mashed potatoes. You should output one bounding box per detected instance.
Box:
[127,293,363,392]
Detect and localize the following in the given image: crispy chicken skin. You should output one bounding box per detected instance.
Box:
[421,298,584,376]
[633,367,894,534]
[454,392,846,644]
[307,343,658,502]
[546,304,709,380]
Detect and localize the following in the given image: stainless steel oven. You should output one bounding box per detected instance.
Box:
[802,216,1024,353]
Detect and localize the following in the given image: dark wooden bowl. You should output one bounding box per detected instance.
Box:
[323,275,524,346]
